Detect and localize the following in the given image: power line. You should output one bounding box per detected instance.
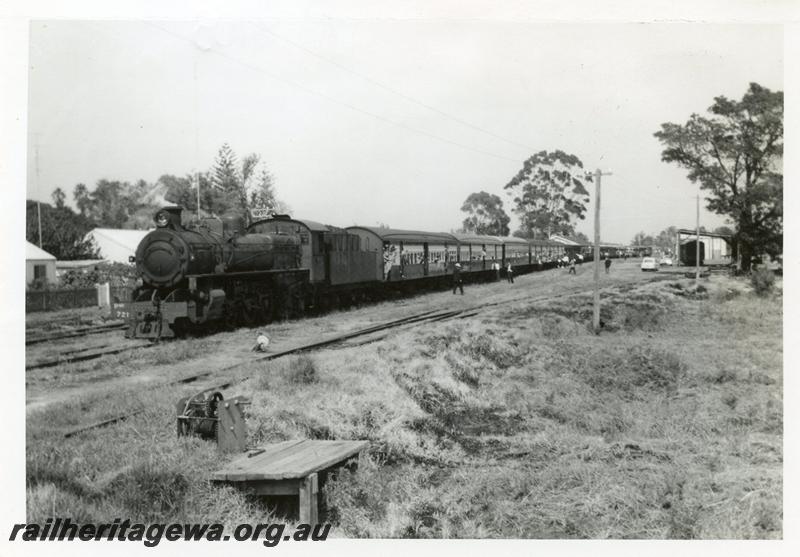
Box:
[144,22,522,164]
[253,22,536,154]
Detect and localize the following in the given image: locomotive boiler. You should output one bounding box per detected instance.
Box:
[115,206,307,339]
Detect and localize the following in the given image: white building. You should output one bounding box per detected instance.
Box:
[84,228,152,264]
[676,229,733,265]
[26,241,57,285]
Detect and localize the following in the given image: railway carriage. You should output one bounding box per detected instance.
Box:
[345,227,461,282]
[503,237,533,271]
[452,233,503,274]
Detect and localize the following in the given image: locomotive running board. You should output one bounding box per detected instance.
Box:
[186,268,310,279]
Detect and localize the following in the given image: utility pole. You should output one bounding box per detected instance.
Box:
[196,171,201,218]
[193,52,201,220]
[695,194,700,283]
[37,201,43,248]
[591,168,612,334]
[34,133,43,248]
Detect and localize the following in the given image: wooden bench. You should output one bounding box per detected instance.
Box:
[212,439,369,523]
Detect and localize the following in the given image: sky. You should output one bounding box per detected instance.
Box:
[25,19,783,243]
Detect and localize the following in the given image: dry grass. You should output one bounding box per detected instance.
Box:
[25,269,782,538]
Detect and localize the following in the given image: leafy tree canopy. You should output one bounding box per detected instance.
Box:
[72,179,156,229]
[504,150,591,239]
[460,191,511,236]
[654,82,783,268]
[66,143,289,231]
[631,231,655,247]
[26,200,99,260]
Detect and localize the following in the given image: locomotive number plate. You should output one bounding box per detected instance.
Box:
[250,207,272,221]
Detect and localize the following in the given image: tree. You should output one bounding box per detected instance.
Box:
[239,153,260,210]
[504,150,591,239]
[212,142,239,193]
[654,226,678,252]
[460,191,510,236]
[574,231,590,244]
[51,187,66,209]
[210,144,289,216]
[654,82,783,269]
[249,168,276,210]
[73,183,91,217]
[631,231,654,247]
[26,200,98,260]
[211,143,242,213]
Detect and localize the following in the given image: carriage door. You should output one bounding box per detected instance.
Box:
[423,243,429,276]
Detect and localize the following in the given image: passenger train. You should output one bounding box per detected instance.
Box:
[114,206,576,339]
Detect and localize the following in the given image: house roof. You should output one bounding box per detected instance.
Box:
[26,241,56,261]
[548,234,582,246]
[677,229,733,240]
[55,259,106,269]
[85,228,152,263]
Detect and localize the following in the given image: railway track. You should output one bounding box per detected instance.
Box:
[26,343,152,371]
[60,279,648,438]
[26,322,126,346]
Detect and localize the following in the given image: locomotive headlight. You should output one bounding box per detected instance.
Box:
[155,211,169,228]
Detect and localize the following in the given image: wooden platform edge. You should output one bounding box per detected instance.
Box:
[211,439,369,482]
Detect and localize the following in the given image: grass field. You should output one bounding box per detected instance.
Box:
[25,265,782,538]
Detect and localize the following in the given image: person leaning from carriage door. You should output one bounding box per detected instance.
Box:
[452,263,464,295]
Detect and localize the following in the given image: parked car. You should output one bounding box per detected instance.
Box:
[641,257,658,271]
[659,256,673,266]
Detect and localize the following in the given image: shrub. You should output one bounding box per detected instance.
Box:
[285,355,318,384]
[750,267,775,297]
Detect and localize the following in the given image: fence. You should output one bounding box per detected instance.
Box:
[26,285,133,313]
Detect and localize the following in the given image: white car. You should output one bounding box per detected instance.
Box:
[641,257,658,272]
[659,257,673,266]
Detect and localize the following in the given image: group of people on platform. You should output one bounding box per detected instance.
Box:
[452,253,615,294]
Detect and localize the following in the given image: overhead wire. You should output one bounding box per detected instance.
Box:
[252,22,536,154]
[143,22,523,164]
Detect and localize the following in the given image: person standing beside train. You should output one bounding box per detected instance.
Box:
[506,263,514,283]
[452,263,464,295]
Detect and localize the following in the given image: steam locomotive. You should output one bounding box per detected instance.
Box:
[114,206,569,339]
